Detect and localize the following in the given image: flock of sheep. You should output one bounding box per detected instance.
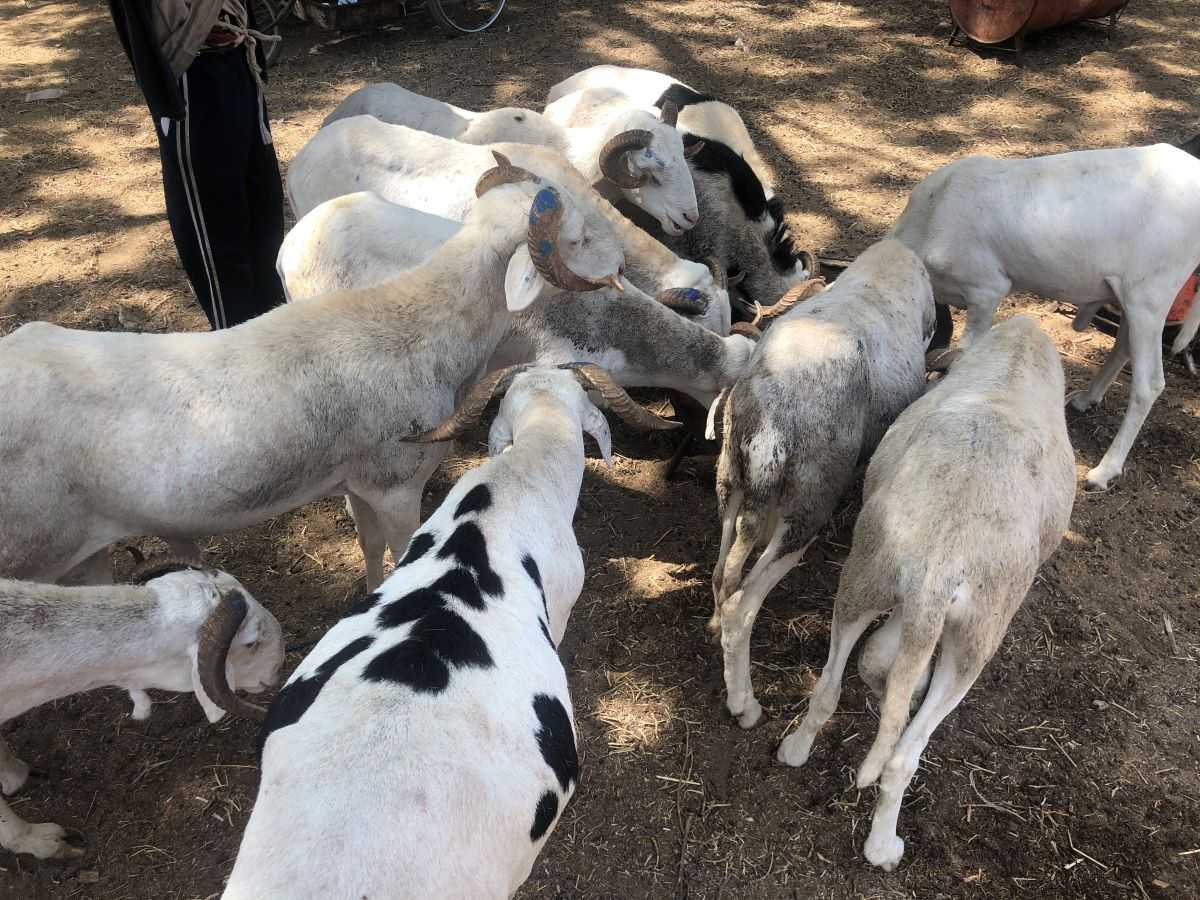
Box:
[2,61,1199,898]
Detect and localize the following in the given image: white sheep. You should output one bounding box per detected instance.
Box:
[286,118,723,317]
[223,365,677,899]
[545,65,776,206]
[300,98,699,239]
[777,315,1076,871]
[890,143,1200,490]
[0,558,282,859]
[709,239,935,728]
[320,82,805,311]
[278,193,767,393]
[323,82,569,153]
[0,160,622,587]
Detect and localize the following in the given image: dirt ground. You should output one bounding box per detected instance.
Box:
[2,0,1199,897]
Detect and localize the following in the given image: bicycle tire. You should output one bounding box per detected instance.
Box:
[426,0,506,34]
[251,0,285,66]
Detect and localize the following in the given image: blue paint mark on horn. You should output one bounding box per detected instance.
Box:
[532,187,560,218]
[536,239,554,259]
[685,289,701,300]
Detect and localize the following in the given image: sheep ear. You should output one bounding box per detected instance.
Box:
[582,402,613,468]
[487,416,514,456]
[504,244,549,311]
[189,643,227,724]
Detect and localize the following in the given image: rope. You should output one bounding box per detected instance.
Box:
[211,0,281,93]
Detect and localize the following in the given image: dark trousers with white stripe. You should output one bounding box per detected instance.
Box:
[156,48,285,330]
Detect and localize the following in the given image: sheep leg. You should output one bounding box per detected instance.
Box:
[1085,299,1167,491]
[861,641,981,871]
[367,487,425,586]
[958,302,998,350]
[856,606,946,790]
[346,491,389,590]
[0,794,81,859]
[708,488,743,634]
[1068,319,1130,411]
[720,525,814,729]
[776,607,876,767]
[709,499,759,637]
[0,738,30,795]
[127,689,154,720]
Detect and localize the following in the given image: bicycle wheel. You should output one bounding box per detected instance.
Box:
[426,0,506,34]
[251,0,285,66]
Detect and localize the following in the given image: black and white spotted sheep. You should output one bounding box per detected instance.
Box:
[223,367,674,900]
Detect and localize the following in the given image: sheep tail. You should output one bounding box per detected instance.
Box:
[705,388,728,441]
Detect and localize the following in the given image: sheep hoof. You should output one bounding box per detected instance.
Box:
[1084,465,1116,492]
[9,823,84,860]
[776,731,814,767]
[1065,390,1096,413]
[0,758,32,795]
[732,698,762,729]
[863,832,905,871]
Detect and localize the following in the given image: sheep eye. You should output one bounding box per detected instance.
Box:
[244,640,260,650]
[650,174,663,187]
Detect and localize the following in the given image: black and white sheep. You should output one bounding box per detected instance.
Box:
[223,366,676,899]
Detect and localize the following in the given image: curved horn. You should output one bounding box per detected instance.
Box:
[730,322,763,340]
[683,139,705,159]
[598,130,653,189]
[564,363,681,432]
[797,248,819,278]
[131,555,208,585]
[655,287,709,316]
[755,278,825,322]
[727,269,746,288]
[474,150,542,198]
[659,100,679,127]
[197,590,266,721]
[403,366,532,444]
[703,256,727,292]
[525,187,615,293]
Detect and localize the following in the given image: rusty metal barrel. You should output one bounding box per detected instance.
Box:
[949,0,1128,45]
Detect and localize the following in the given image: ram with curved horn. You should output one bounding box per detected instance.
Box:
[0,567,281,859]
[545,66,816,307]
[312,81,701,240]
[279,196,755,433]
[0,154,623,590]
[542,86,700,237]
[227,366,669,899]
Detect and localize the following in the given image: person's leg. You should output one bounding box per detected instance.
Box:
[157,113,222,329]
[171,51,283,328]
[247,85,286,309]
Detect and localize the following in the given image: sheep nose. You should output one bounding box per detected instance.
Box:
[683,211,698,225]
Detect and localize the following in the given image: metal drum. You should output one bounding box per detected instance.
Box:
[949,0,1129,45]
